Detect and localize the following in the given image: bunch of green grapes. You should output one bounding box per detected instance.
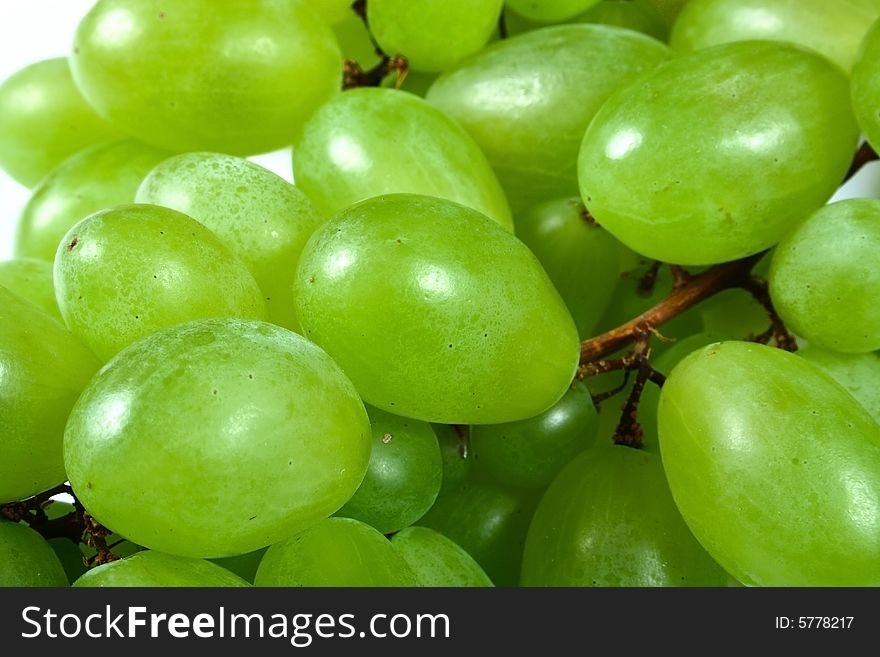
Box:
[1,0,879,589]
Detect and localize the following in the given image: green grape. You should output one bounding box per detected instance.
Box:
[658,341,880,586]
[391,526,494,587]
[294,88,512,231]
[303,0,354,26]
[643,0,689,26]
[71,0,341,154]
[255,517,417,587]
[503,1,667,41]
[470,381,598,488]
[521,445,726,586]
[431,424,473,495]
[136,153,322,332]
[799,346,880,424]
[0,287,100,504]
[47,538,88,584]
[698,288,769,340]
[0,521,68,587]
[54,204,267,361]
[74,551,249,587]
[64,318,371,558]
[851,20,880,157]
[671,0,880,73]
[769,199,880,353]
[516,198,622,338]
[0,58,124,187]
[211,548,268,584]
[579,41,858,266]
[0,258,60,319]
[334,14,382,70]
[368,0,503,73]
[337,406,442,534]
[15,140,171,263]
[394,71,438,98]
[419,480,541,586]
[506,0,602,23]
[427,25,670,213]
[295,194,579,424]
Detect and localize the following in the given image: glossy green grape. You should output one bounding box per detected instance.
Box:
[671,0,880,73]
[521,445,726,586]
[71,0,341,154]
[658,341,880,586]
[54,204,267,361]
[851,20,880,161]
[391,527,494,587]
[0,287,100,504]
[770,199,880,353]
[0,521,68,587]
[0,258,60,319]
[15,140,171,263]
[368,0,503,73]
[799,346,880,424]
[255,517,417,587]
[64,318,371,558]
[136,153,322,332]
[506,0,602,22]
[470,381,598,488]
[295,194,579,424]
[294,88,512,231]
[579,41,858,265]
[432,424,473,495]
[338,406,442,534]
[0,58,124,187]
[427,25,669,213]
[516,198,622,338]
[503,0,667,41]
[74,551,249,587]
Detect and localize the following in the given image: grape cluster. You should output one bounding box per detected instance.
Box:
[2,0,880,588]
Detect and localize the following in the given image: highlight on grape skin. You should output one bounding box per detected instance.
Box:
[1,0,880,590]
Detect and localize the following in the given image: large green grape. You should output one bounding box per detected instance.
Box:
[0,258,60,319]
[427,25,669,213]
[851,21,880,168]
[0,521,68,587]
[15,140,171,263]
[658,341,880,586]
[368,0,503,73]
[255,517,417,587]
[799,346,880,423]
[521,445,726,586]
[579,41,858,265]
[0,287,100,504]
[74,551,249,587]
[54,204,267,361]
[136,153,322,332]
[295,194,579,424]
[391,527,494,587]
[671,0,880,73]
[506,0,602,23]
[337,406,442,534]
[769,199,880,353]
[70,0,341,154]
[0,58,124,187]
[294,88,512,231]
[64,319,371,558]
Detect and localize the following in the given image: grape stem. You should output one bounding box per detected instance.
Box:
[742,277,798,352]
[344,0,409,89]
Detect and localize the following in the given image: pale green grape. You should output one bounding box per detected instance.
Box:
[338,406,442,534]
[0,258,60,319]
[0,287,100,504]
[671,0,880,73]
[432,424,473,494]
[516,198,622,338]
[0,521,68,587]
[851,20,880,155]
[255,517,417,587]
[0,58,124,187]
[658,341,880,586]
[521,445,726,586]
[368,0,503,73]
[71,0,341,154]
[295,194,579,424]
[64,318,371,558]
[294,88,512,231]
[770,199,880,353]
[334,14,382,70]
[503,1,667,41]
[136,153,322,331]
[391,526,493,587]
[15,140,171,262]
[427,25,669,213]
[799,346,880,423]
[579,42,858,265]
[303,0,354,26]
[506,0,602,23]
[74,551,249,587]
[470,381,598,488]
[54,204,267,361]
